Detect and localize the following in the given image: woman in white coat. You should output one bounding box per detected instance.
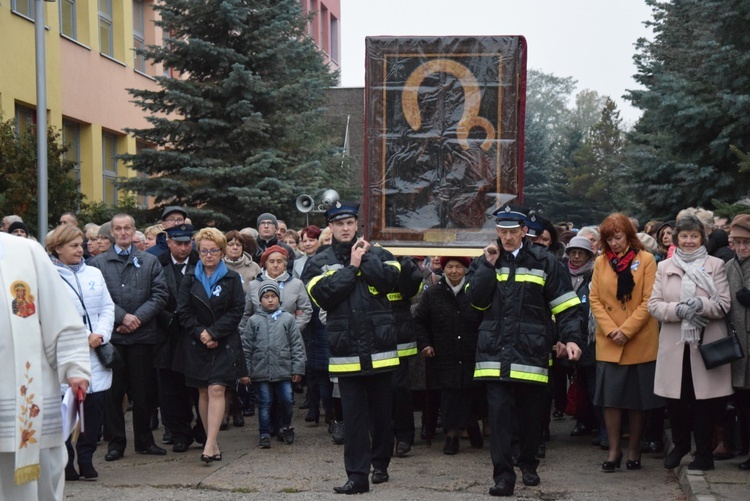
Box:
[47,225,115,481]
[648,215,733,471]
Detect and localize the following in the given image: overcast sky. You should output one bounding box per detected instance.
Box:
[339,0,654,126]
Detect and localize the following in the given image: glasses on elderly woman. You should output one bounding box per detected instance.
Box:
[199,249,221,256]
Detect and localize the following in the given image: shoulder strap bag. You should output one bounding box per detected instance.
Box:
[698,303,745,370]
[61,276,124,371]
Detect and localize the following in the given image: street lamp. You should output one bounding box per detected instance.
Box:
[35,0,56,240]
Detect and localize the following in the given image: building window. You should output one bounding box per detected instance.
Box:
[60,0,77,38]
[12,0,35,20]
[135,141,149,208]
[98,0,114,57]
[162,27,172,77]
[330,15,339,63]
[321,4,329,55]
[15,104,36,136]
[310,0,319,45]
[62,122,81,192]
[102,133,118,205]
[133,0,146,72]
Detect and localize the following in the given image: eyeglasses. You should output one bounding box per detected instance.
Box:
[164,218,185,224]
[259,221,275,226]
[733,239,750,248]
[199,249,221,256]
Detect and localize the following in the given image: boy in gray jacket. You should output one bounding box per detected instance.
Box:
[241,281,306,448]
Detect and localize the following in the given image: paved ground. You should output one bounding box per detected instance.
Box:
[62,406,692,500]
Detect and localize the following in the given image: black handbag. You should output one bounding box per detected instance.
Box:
[61,276,123,371]
[698,304,745,370]
[95,342,124,371]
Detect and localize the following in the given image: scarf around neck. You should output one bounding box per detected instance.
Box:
[195,259,228,298]
[568,259,594,292]
[447,276,466,296]
[672,246,717,347]
[606,248,637,302]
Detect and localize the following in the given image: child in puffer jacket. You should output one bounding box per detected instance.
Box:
[241,281,306,448]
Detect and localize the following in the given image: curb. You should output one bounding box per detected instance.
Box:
[674,463,718,501]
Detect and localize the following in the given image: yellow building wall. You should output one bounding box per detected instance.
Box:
[0,1,161,210]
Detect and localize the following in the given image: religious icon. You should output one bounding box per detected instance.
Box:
[364,36,526,250]
[11,281,36,318]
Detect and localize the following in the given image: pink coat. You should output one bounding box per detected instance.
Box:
[647,255,733,400]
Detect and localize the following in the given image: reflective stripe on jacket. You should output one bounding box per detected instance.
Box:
[301,239,401,376]
[466,240,583,384]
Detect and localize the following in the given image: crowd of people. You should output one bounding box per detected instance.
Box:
[2,202,750,498]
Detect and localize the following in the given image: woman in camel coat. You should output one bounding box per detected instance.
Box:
[590,213,662,472]
[648,215,733,472]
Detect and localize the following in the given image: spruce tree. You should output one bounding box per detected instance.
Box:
[120,0,338,227]
[625,0,750,219]
[563,99,627,225]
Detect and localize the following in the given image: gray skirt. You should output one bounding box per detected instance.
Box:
[593,361,664,410]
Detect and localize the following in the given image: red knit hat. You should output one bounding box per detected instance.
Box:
[260,245,289,268]
[438,256,472,269]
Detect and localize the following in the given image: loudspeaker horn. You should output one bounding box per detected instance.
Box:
[318,189,340,210]
[296,194,314,213]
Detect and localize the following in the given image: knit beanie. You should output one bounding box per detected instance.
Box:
[7,221,29,236]
[260,245,289,268]
[438,256,472,269]
[257,213,278,229]
[258,281,280,301]
[98,222,115,243]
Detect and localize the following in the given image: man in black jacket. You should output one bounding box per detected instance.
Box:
[301,202,400,495]
[156,224,201,452]
[254,212,295,273]
[89,213,169,461]
[147,206,188,258]
[466,206,583,497]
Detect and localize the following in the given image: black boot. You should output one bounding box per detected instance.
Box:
[443,435,459,455]
[467,423,484,449]
[65,462,79,481]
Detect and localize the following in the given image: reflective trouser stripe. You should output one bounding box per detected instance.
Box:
[474,361,501,378]
[387,292,403,301]
[397,342,417,358]
[329,356,361,373]
[371,350,400,369]
[509,363,548,383]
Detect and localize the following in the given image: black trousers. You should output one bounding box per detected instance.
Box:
[158,367,194,446]
[487,381,546,484]
[338,372,393,486]
[66,390,107,465]
[666,345,725,459]
[392,357,415,444]
[106,343,156,452]
[306,366,333,419]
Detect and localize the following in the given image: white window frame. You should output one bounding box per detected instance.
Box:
[62,121,81,191]
[102,133,119,205]
[98,0,114,57]
[133,0,146,72]
[59,0,77,39]
[12,0,35,20]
